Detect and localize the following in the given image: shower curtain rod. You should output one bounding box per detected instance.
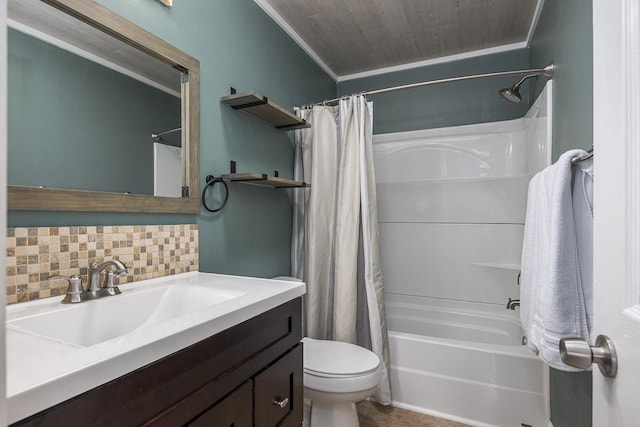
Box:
[302,62,554,109]
[151,127,182,142]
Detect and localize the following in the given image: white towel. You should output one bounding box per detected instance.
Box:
[520,149,593,371]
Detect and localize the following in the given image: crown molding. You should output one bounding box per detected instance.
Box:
[337,42,528,82]
[526,0,546,46]
[253,0,339,81]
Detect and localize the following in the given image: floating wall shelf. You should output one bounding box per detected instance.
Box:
[221,90,310,131]
[222,173,308,188]
[219,161,309,189]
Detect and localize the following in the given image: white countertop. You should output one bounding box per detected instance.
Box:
[5,272,305,424]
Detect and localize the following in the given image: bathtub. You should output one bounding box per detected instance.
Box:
[386,294,549,427]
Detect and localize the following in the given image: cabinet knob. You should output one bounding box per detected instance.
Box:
[272,397,289,409]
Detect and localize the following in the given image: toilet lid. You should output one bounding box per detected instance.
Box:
[302,337,380,377]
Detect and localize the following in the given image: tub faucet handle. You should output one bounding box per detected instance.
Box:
[506,298,520,310]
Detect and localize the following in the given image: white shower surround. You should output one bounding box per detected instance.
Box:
[373,84,552,426]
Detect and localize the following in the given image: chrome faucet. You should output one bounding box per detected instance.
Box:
[506,298,520,310]
[48,259,128,304]
[88,260,128,293]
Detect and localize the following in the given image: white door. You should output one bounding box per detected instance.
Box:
[592,0,640,424]
[0,0,7,423]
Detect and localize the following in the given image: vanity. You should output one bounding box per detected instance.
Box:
[6,273,305,426]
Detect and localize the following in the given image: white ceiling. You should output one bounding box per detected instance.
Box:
[255,0,544,81]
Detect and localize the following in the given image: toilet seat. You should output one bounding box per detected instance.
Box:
[302,337,381,393]
[303,337,380,376]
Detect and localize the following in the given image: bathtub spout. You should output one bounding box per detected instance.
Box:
[506,298,520,310]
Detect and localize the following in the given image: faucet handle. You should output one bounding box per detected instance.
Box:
[89,260,128,293]
[506,297,520,310]
[48,274,84,304]
[106,268,127,282]
[103,270,125,294]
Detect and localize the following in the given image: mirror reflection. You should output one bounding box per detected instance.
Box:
[7,0,184,197]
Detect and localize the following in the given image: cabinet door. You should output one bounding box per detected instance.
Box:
[189,381,252,427]
[254,344,303,427]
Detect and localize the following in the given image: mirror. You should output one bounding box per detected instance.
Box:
[7,0,200,213]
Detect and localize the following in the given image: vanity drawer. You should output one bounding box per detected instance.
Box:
[254,344,303,427]
[189,381,252,427]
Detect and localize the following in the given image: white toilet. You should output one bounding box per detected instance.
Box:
[272,276,383,427]
[302,337,382,427]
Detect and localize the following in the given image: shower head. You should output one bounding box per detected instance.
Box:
[499,74,536,104]
[499,62,554,104]
[499,86,522,103]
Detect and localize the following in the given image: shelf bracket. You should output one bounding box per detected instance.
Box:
[275,120,307,130]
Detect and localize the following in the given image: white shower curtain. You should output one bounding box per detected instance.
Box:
[292,95,391,404]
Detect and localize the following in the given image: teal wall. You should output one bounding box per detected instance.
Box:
[337,49,530,134]
[530,0,593,162]
[529,0,594,426]
[549,368,592,427]
[8,28,181,195]
[8,0,336,279]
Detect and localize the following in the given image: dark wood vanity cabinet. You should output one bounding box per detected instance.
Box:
[13,298,303,427]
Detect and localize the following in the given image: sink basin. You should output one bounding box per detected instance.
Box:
[7,283,245,347]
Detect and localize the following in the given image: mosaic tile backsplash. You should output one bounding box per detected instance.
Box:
[6,224,198,305]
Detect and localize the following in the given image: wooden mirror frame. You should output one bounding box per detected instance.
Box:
[8,0,200,214]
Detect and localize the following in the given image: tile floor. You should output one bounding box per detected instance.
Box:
[356,401,470,427]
